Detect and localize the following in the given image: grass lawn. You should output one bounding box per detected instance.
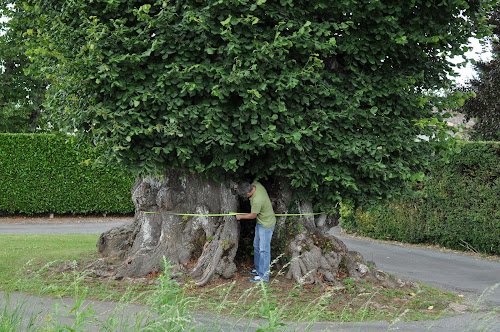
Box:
[0,234,468,324]
[0,234,100,293]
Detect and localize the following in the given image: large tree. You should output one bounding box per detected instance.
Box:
[0,2,46,132]
[460,9,500,141]
[19,0,495,285]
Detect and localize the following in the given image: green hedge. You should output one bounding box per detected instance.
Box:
[341,142,500,255]
[0,134,135,215]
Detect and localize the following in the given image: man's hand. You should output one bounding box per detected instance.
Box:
[235,212,257,221]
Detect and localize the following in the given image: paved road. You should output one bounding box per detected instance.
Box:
[0,219,133,234]
[1,220,499,331]
[330,227,500,307]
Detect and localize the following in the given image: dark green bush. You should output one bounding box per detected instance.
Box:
[0,134,135,215]
[341,142,500,255]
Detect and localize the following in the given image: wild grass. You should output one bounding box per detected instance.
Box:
[0,294,37,331]
[2,268,500,331]
[465,283,500,332]
[2,234,496,331]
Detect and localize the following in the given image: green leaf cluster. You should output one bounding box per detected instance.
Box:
[0,2,47,132]
[0,134,135,215]
[341,142,500,255]
[19,0,495,208]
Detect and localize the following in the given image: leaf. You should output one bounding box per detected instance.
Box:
[220,16,232,27]
[22,0,487,211]
[139,4,151,13]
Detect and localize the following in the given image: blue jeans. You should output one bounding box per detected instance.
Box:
[253,223,275,281]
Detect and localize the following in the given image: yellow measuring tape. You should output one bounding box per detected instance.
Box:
[143,211,323,217]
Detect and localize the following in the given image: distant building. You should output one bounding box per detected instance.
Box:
[445,110,476,139]
[417,109,476,142]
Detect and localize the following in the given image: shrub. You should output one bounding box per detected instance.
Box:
[0,134,135,215]
[341,142,500,255]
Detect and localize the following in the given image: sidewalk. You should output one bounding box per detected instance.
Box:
[1,291,499,331]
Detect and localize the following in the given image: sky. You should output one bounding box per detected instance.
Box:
[450,38,493,86]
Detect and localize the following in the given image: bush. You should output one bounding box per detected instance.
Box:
[0,134,135,215]
[341,142,500,255]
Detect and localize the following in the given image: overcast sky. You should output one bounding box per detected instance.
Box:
[450,38,493,86]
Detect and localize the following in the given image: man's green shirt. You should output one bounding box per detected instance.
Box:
[249,182,276,228]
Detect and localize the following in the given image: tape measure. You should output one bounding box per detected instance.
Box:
[143,211,322,217]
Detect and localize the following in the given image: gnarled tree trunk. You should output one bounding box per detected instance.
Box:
[95,170,239,286]
[94,171,415,289]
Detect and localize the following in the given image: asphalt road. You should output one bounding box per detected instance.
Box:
[330,227,500,307]
[1,220,499,331]
[0,219,132,234]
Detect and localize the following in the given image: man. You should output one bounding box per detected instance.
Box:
[234,181,276,283]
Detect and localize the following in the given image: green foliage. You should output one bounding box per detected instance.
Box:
[310,232,338,254]
[18,0,496,208]
[341,202,427,244]
[0,2,47,132]
[460,9,500,141]
[0,133,135,215]
[341,142,500,255]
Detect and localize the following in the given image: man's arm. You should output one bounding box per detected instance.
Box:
[236,213,257,220]
[233,183,257,219]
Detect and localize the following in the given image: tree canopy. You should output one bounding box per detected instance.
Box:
[16,0,495,208]
[0,2,46,132]
[460,9,500,141]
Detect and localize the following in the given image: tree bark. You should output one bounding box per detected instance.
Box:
[95,170,239,286]
[94,171,417,290]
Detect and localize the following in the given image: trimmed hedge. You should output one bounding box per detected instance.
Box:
[341,142,500,255]
[0,134,135,215]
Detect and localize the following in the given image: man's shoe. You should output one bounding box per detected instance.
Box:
[249,269,258,276]
[250,276,268,283]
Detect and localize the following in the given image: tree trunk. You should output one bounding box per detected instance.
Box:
[95,170,239,286]
[94,171,416,290]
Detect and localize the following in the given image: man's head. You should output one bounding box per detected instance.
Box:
[236,182,253,197]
